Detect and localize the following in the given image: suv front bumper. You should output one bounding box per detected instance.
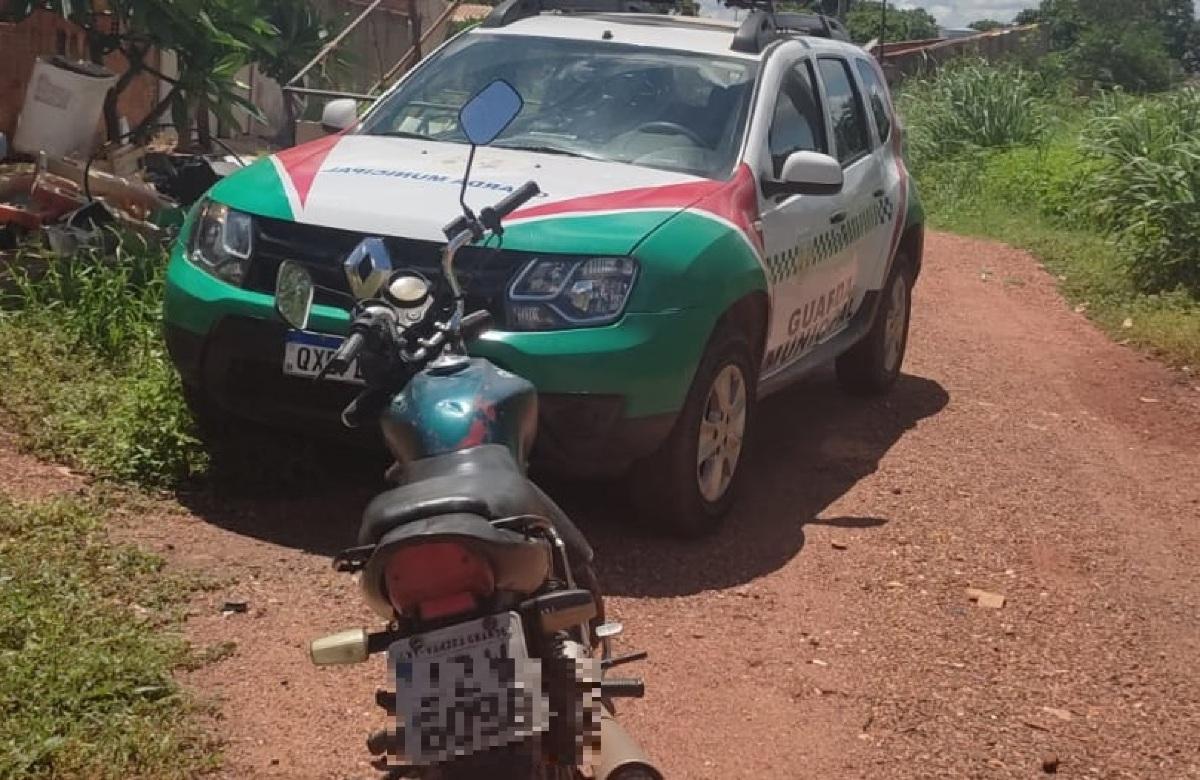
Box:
[164,249,703,477]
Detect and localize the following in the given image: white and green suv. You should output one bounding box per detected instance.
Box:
[164,5,924,535]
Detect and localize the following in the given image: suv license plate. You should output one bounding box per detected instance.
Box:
[282,330,365,385]
[389,612,548,764]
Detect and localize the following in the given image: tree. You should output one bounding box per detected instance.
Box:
[1013,8,1042,24]
[253,0,347,147]
[2,0,275,148]
[845,1,938,44]
[1024,0,1192,87]
[1069,19,1177,91]
[777,0,853,19]
[968,19,1006,31]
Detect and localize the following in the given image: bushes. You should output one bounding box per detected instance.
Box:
[1070,23,1178,93]
[899,61,1049,172]
[1080,88,1200,295]
[899,63,1200,365]
[0,234,207,487]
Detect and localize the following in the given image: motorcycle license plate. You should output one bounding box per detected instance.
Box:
[282,330,365,385]
[389,612,547,764]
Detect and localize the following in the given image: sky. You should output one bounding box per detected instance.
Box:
[895,0,1027,28]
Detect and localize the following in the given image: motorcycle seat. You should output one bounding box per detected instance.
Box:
[358,444,594,567]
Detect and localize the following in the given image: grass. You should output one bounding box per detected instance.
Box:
[924,194,1200,366]
[899,64,1200,368]
[0,233,208,487]
[0,492,218,779]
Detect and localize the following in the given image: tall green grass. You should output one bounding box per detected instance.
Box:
[899,60,1050,171]
[898,65,1200,366]
[0,233,207,486]
[1079,88,1200,296]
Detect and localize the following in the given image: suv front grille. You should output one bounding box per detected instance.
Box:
[246,215,529,327]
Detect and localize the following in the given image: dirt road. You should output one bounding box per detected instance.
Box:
[10,231,1200,778]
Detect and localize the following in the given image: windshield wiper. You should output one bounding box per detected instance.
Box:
[374,130,440,141]
[491,143,603,161]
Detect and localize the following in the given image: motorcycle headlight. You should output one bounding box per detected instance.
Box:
[507,256,638,330]
[187,199,254,285]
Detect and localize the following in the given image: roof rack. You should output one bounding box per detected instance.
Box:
[726,0,850,52]
[482,0,677,28]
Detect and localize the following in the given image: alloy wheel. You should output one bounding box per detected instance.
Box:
[883,273,909,374]
[696,364,747,503]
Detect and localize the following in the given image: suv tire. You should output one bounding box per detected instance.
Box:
[836,258,912,396]
[181,383,229,439]
[630,322,756,537]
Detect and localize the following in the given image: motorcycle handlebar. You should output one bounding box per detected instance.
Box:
[480,181,540,231]
[320,329,364,379]
[461,310,492,341]
[441,213,473,241]
[443,180,541,239]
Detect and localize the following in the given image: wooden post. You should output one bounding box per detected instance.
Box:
[407,0,423,62]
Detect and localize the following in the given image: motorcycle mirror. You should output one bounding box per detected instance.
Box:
[458,79,523,146]
[275,260,315,330]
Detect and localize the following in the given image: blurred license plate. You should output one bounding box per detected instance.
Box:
[389,612,547,764]
[282,330,365,385]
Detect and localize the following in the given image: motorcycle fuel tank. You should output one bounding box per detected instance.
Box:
[382,357,537,467]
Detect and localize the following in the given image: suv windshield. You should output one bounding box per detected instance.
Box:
[358,33,759,180]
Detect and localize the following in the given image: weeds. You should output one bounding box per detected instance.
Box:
[3,231,164,361]
[0,493,218,778]
[0,234,207,487]
[901,66,1200,367]
[1080,87,1200,296]
[900,60,1049,171]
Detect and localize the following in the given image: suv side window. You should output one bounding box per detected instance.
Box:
[854,58,891,145]
[767,61,827,177]
[816,57,871,165]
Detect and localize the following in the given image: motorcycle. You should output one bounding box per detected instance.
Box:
[271,80,662,780]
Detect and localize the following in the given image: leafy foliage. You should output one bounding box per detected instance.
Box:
[1068,21,1177,93]
[0,494,216,778]
[5,0,338,148]
[1080,88,1200,295]
[968,19,1007,31]
[253,0,348,145]
[897,60,1048,170]
[845,1,939,44]
[1017,0,1198,89]
[898,62,1200,364]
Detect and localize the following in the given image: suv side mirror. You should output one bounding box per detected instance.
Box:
[321,99,358,134]
[765,151,844,197]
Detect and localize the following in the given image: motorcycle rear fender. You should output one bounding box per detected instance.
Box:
[359,513,552,619]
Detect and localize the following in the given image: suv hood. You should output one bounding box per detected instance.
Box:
[209,134,717,256]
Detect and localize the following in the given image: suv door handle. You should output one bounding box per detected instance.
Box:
[829,211,847,225]
[872,188,885,198]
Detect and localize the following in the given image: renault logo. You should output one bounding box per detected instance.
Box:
[343,237,394,299]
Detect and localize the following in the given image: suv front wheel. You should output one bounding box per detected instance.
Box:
[630,323,756,537]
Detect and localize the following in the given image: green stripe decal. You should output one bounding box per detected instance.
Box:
[208,158,293,221]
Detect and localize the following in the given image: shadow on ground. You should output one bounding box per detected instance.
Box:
[550,369,949,597]
[178,368,948,592]
[176,426,388,557]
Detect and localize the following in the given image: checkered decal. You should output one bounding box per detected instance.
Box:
[765,195,894,285]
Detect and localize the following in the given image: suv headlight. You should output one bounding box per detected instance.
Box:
[507,256,638,330]
[187,199,254,285]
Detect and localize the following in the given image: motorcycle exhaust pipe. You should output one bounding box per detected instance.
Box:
[596,704,664,780]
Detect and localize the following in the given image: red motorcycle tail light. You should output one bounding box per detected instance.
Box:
[383,542,495,619]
